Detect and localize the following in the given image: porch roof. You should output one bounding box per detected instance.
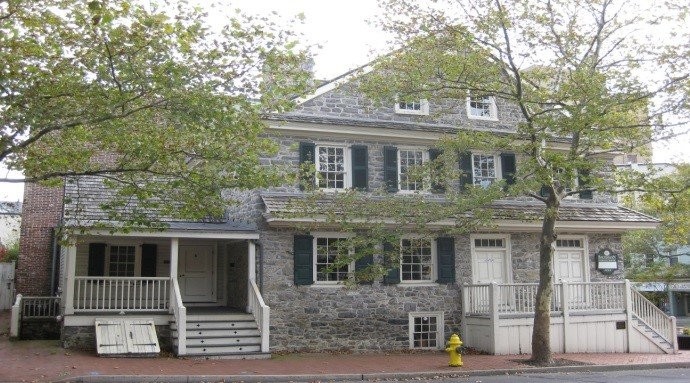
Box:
[260,192,659,232]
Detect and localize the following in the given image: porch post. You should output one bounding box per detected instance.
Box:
[489,282,500,354]
[247,240,256,313]
[63,244,77,315]
[624,279,633,353]
[169,238,179,314]
[561,281,570,353]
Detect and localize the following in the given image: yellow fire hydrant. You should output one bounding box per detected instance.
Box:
[445,333,463,367]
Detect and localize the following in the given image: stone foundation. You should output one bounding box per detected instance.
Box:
[62,324,172,353]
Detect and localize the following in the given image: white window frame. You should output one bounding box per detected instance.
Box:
[471,152,502,188]
[312,233,354,285]
[470,234,512,284]
[314,144,351,191]
[466,95,498,121]
[553,234,590,283]
[408,311,444,350]
[395,99,429,115]
[102,242,142,277]
[398,148,429,193]
[399,236,436,284]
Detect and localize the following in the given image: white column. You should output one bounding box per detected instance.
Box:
[624,279,633,353]
[63,245,77,315]
[489,282,500,354]
[247,240,256,313]
[169,238,179,314]
[561,281,570,353]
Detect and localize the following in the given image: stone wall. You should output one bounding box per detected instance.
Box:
[259,228,623,352]
[62,325,172,353]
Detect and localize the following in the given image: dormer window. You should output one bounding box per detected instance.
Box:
[467,95,497,120]
[395,99,429,115]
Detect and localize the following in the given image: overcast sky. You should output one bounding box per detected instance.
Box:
[0,1,687,201]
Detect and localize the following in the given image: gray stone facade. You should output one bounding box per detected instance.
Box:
[61,325,172,352]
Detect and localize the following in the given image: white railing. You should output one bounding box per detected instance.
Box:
[630,287,675,347]
[21,296,61,319]
[73,277,169,312]
[248,280,270,353]
[463,281,626,317]
[10,294,22,338]
[170,278,186,355]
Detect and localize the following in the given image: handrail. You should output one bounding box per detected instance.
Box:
[170,277,186,355]
[20,296,61,319]
[630,287,675,348]
[248,280,270,353]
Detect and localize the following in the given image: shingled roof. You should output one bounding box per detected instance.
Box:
[260,192,659,231]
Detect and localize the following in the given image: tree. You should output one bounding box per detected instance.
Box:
[288,0,689,364]
[0,0,311,224]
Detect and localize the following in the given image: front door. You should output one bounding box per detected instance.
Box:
[179,245,216,302]
[554,238,587,307]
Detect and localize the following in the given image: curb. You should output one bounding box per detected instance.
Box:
[57,361,690,383]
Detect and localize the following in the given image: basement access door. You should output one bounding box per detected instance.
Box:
[95,318,160,356]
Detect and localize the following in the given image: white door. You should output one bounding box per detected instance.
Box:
[473,250,507,283]
[179,245,215,302]
[554,239,587,308]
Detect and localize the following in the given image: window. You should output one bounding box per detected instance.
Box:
[399,149,427,192]
[556,239,582,248]
[316,145,348,190]
[409,312,443,349]
[467,95,497,120]
[108,245,136,277]
[395,99,429,115]
[314,237,352,283]
[472,154,498,187]
[401,238,434,282]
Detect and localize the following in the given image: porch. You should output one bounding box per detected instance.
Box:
[56,229,270,356]
[462,280,678,355]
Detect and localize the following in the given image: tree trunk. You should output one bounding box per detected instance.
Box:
[530,199,559,365]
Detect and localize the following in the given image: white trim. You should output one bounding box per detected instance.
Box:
[397,147,430,193]
[311,233,354,285]
[314,144,351,191]
[78,230,259,240]
[64,314,173,326]
[470,234,512,284]
[395,99,429,115]
[408,311,444,350]
[399,236,436,283]
[466,95,498,121]
[294,65,375,105]
[470,152,502,188]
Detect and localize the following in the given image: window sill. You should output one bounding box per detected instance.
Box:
[310,283,348,288]
[468,115,499,122]
[397,282,439,287]
[396,190,431,195]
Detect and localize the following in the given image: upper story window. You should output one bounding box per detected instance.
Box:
[401,238,434,282]
[316,145,348,190]
[399,149,428,192]
[472,153,499,187]
[314,237,352,283]
[395,99,429,115]
[467,95,497,120]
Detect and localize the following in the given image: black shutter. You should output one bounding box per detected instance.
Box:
[383,146,399,193]
[500,153,516,186]
[299,142,316,190]
[436,237,455,284]
[382,241,400,284]
[351,145,368,190]
[293,235,314,286]
[578,170,593,199]
[141,244,157,277]
[354,248,373,284]
[459,152,473,191]
[87,243,106,277]
[429,148,446,193]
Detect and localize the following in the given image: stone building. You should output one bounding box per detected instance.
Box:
[16,68,676,357]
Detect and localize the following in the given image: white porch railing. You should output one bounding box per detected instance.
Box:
[248,279,270,353]
[170,277,186,355]
[630,287,676,348]
[73,277,169,312]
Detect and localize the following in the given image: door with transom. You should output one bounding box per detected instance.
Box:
[554,237,587,308]
[471,236,511,310]
[178,245,216,302]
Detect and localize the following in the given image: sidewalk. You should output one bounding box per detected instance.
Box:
[2,311,690,383]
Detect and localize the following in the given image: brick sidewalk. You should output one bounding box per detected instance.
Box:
[2,311,689,383]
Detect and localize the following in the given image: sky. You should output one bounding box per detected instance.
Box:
[0,0,687,201]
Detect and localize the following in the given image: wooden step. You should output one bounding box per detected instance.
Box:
[185,314,254,322]
[171,320,257,331]
[179,336,261,347]
[184,344,262,355]
[174,328,261,338]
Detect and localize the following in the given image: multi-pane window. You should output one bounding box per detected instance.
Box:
[401,238,433,281]
[399,149,425,191]
[467,95,497,119]
[398,101,421,111]
[316,146,346,189]
[474,238,505,248]
[315,237,351,282]
[409,313,443,349]
[394,99,429,115]
[556,239,582,248]
[108,245,135,277]
[472,154,497,187]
